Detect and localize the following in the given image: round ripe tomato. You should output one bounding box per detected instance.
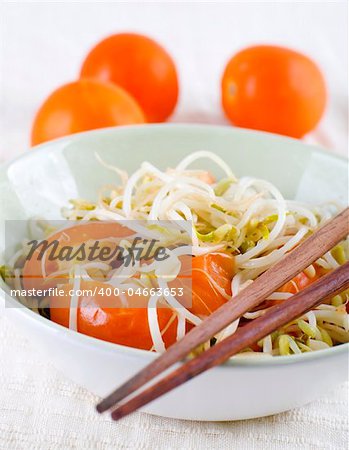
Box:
[22,222,133,291]
[191,252,235,317]
[80,33,179,123]
[221,46,327,138]
[31,79,145,146]
[50,281,178,350]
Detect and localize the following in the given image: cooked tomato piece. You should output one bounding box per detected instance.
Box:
[280,266,328,295]
[190,252,234,317]
[22,222,133,291]
[50,281,178,350]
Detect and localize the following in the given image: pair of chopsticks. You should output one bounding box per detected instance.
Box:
[97,207,349,421]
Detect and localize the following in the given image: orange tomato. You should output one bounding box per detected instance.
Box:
[31,80,145,146]
[280,266,327,295]
[22,222,133,291]
[50,281,178,350]
[261,265,329,308]
[24,221,236,348]
[80,33,179,122]
[221,45,327,138]
[191,252,235,317]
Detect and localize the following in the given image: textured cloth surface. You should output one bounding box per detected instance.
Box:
[0,312,348,450]
[1,2,348,449]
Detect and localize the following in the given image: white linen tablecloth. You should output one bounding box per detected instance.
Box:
[1,2,348,449]
[1,314,348,450]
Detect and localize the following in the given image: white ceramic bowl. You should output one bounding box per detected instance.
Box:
[1,124,348,421]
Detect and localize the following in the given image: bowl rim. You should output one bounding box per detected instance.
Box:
[1,123,348,171]
[1,123,348,369]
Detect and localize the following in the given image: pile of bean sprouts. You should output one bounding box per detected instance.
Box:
[2,151,348,356]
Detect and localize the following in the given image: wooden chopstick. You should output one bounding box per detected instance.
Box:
[110,260,349,421]
[96,207,349,414]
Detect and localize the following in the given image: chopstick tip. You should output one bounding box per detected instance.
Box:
[111,407,126,421]
[96,401,107,414]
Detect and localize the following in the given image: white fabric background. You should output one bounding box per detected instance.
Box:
[0,2,348,449]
